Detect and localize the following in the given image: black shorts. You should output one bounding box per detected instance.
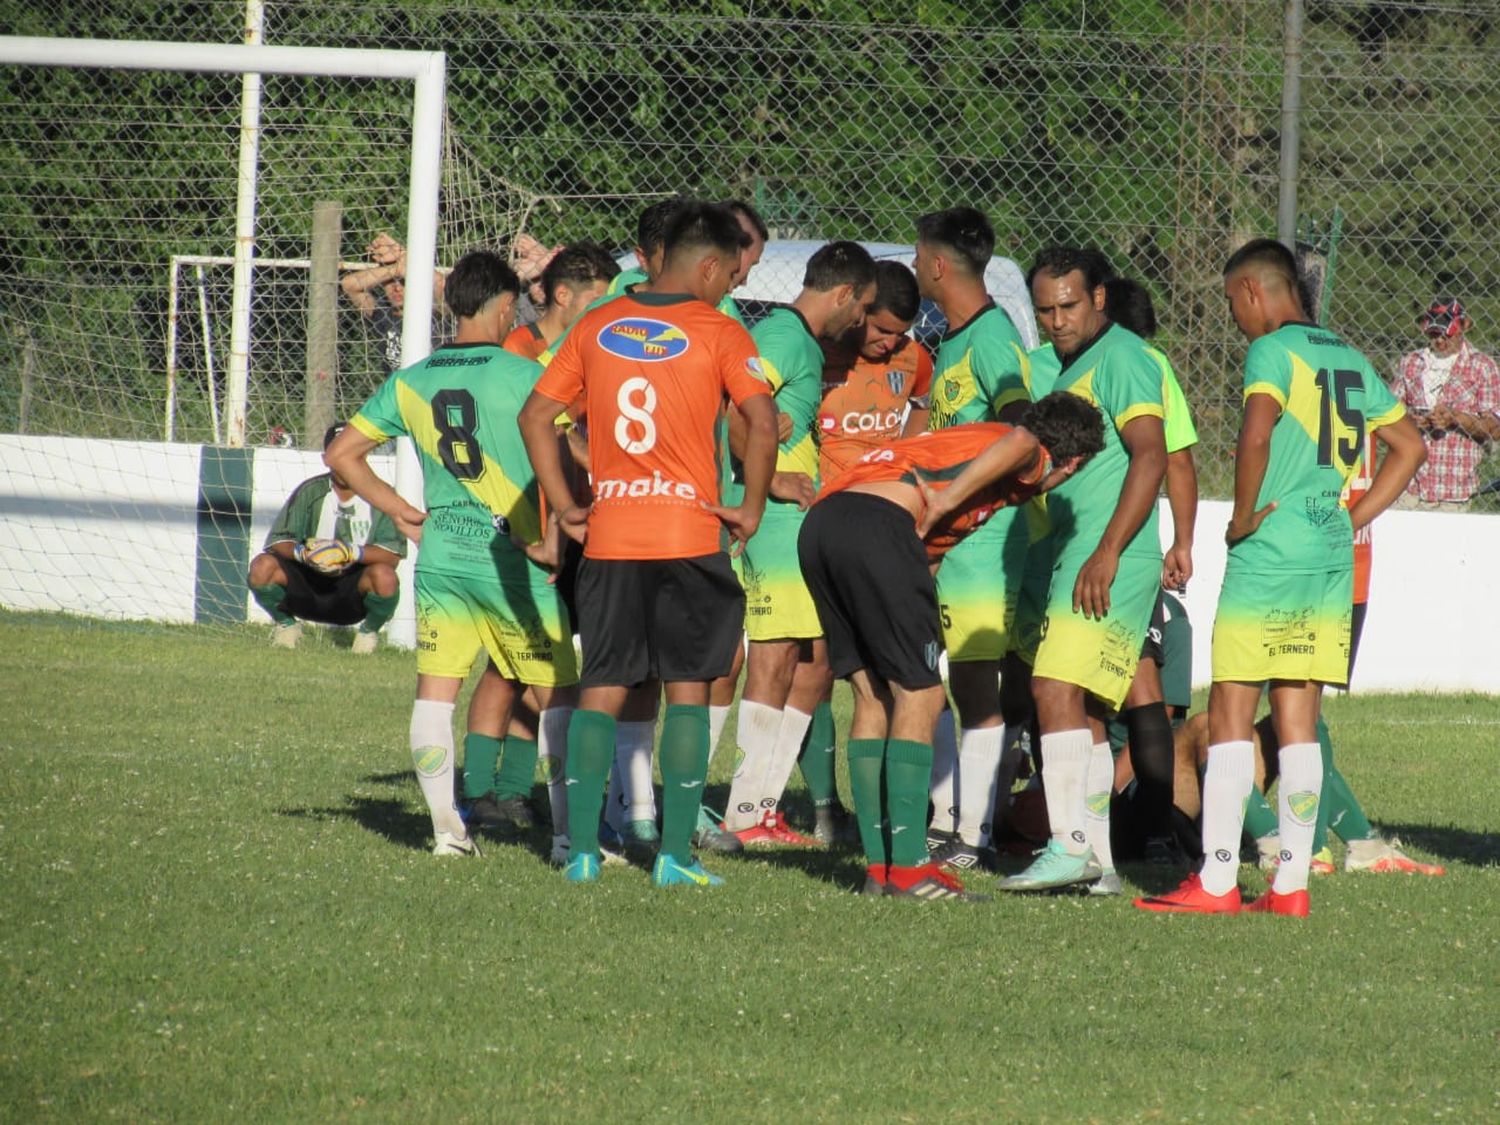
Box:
[280,560,368,626]
[1139,588,1167,666]
[1348,600,1368,683]
[575,553,744,687]
[797,492,943,691]
[554,537,584,633]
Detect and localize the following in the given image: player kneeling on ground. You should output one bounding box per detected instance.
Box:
[798,392,1104,899]
[248,422,405,654]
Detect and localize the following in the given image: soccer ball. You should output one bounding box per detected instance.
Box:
[300,538,357,573]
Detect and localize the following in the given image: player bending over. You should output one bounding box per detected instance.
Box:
[798,392,1104,899]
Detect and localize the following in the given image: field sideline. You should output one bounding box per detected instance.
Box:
[2,612,1496,1121]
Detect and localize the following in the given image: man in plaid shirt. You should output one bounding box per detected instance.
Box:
[1391,296,1500,510]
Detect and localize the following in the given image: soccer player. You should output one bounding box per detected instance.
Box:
[798,392,1104,897]
[912,206,1034,870]
[503,242,620,361]
[326,250,580,858]
[1000,247,1168,893]
[1136,238,1425,916]
[518,201,778,887]
[798,259,933,841]
[248,422,405,654]
[722,241,877,846]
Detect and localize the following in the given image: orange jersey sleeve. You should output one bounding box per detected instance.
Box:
[819,421,1045,563]
[502,322,548,362]
[817,338,934,484]
[1343,430,1374,604]
[543,294,764,560]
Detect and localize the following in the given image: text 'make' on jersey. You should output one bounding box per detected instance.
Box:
[533,291,768,560]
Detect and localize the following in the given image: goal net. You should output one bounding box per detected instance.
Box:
[0,37,459,636]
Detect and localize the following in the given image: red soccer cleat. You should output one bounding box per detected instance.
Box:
[886,862,988,901]
[862,863,889,897]
[1134,873,1242,914]
[724,818,776,847]
[762,810,825,847]
[1244,887,1310,917]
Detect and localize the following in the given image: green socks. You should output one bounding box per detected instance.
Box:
[565,710,616,858]
[462,733,502,800]
[847,739,887,866]
[1324,766,1376,842]
[251,583,294,625]
[495,737,539,801]
[884,740,934,867]
[797,702,838,808]
[1244,784,1279,840]
[658,704,710,862]
[360,590,399,633]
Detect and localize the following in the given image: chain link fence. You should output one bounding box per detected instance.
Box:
[4,1,1499,497]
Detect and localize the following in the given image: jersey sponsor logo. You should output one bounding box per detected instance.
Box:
[597,318,690,362]
[834,409,904,435]
[593,469,699,501]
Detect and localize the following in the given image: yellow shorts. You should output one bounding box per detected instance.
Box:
[1032,550,1159,710]
[1211,564,1352,686]
[934,508,1028,663]
[739,509,822,642]
[414,569,579,685]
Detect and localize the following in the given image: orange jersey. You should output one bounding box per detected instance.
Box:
[819,421,1047,564]
[1343,429,1374,604]
[534,292,769,560]
[503,321,549,362]
[818,336,934,483]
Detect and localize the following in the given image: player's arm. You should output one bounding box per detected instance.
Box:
[1073,414,1166,619]
[1163,447,1197,589]
[324,427,427,543]
[709,392,777,553]
[902,402,931,437]
[728,397,805,506]
[358,545,402,568]
[903,343,934,436]
[1225,393,1279,545]
[914,428,1040,538]
[1349,414,1425,532]
[519,389,588,545]
[263,491,305,562]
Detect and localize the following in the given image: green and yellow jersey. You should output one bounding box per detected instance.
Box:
[349,342,548,583]
[751,305,824,494]
[929,302,1031,430]
[1047,323,1165,563]
[1232,321,1403,573]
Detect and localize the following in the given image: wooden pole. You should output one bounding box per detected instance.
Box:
[303,199,341,449]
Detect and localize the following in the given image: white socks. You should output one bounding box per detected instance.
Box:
[616,719,658,823]
[1199,740,1254,895]
[725,700,781,830]
[759,707,813,818]
[1039,729,1092,856]
[956,725,1005,847]
[1272,742,1323,894]
[538,706,572,838]
[409,699,465,838]
[708,704,731,765]
[1084,740,1115,871]
[928,708,959,836]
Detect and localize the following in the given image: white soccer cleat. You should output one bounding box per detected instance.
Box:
[350,630,379,656]
[433,830,480,857]
[1344,835,1445,875]
[270,621,302,649]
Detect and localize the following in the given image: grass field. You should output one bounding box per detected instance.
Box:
[2,611,1497,1121]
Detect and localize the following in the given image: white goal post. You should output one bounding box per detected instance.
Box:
[0,36,445,648]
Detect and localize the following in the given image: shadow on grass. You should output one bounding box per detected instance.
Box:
[1377,822,1500,868]
[279,796,430,852]
[360,771,412,787]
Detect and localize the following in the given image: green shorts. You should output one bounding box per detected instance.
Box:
[934,507,1029,663]
[739,507,821,642]
[1032,548,1161,710]
[414,568,579,685]
[1010,533,1056,667]
[1211,563,1352,686]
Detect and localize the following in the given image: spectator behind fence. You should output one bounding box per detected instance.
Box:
[340,231,449,375]
[1390,296,1499,511]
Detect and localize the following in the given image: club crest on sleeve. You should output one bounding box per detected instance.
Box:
[597,318,691,362]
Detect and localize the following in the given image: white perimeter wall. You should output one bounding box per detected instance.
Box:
[2,436,1497,692]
